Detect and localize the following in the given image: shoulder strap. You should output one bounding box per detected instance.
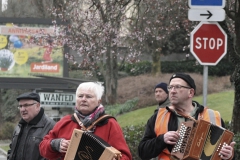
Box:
[73,113,87,130]
[73,113,114,131]
[199,107,221,126]
[168,106,197,122]
[86,114,114,131]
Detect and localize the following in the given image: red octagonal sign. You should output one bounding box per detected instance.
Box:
[190,21,227,66]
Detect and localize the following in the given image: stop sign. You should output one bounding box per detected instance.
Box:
[190,21,227,65]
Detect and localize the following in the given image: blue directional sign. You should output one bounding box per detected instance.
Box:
[189,0,225,8]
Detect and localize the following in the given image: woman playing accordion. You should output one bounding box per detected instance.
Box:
[39,82,132,160]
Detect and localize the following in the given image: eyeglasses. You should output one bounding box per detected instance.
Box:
[167,85,191,91]
[18,103,36,109]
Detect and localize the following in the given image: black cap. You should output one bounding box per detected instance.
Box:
[169,73,196,92]
[16,92,40,103]
[155,82,168,94]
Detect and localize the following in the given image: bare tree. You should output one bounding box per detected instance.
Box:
[49,0,198,104]
[50,0,133,104]
[128,0,193,76]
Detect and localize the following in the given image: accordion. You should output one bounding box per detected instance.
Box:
[171,119,234,160]
[64,129,121,160]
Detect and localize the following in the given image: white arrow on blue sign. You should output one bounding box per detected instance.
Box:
[189,0,225,8]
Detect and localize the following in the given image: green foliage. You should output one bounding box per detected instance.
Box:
[234,132,240,159]
[162,59,234,76]
[0,122,15,139]
[207,60,234,76]
[119,61,152,76]
[0,89,25,122]
[105,98,139,116]
[122,124,145,160]
[224,120,232,130]
[117,59,234,76]
[162,28,189,54]
[161,60,201,73]
[225,121,240,159]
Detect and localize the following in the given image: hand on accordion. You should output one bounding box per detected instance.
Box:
[164,131,180,145]
[59,139,70,153]
[219,141,236,160]
[112,153,122,160]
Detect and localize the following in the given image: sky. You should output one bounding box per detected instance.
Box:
[2,0,7,11]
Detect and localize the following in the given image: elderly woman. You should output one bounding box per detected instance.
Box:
[39,82,132,160]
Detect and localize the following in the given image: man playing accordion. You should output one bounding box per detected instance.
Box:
[138,73,235,160]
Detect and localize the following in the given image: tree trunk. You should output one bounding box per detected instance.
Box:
[219,17,240,133]
[0,89,2,124]
[231,12,240,133]
[104,46,118,104]
[232,72,240,133]
[151,48,161,76]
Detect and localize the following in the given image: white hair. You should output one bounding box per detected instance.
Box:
[76,82,104,100]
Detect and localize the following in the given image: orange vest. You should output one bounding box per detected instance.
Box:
[154,107,221,160]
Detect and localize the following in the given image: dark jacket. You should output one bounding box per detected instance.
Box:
[7,108,55,160]
[157,98,171,109]
[138,101,228,160]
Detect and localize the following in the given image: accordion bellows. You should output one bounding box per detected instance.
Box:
[64,129,121,160]
[171,119,234,160]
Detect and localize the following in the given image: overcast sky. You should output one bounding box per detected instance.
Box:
[2,0,7,11]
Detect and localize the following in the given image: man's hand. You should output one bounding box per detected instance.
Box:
[163,131,180,145]
[219,141,236,160]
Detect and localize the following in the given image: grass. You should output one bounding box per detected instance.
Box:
[117,90,234,127]
[0,145,9,152]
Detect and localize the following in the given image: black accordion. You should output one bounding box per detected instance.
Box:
[64,129,121,160]
[171,119,234,160]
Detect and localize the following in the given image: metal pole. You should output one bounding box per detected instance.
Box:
[203,65,208,106]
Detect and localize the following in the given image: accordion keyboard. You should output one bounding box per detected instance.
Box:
[172,123,191,153]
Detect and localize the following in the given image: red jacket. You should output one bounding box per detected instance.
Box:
[39,115,132,160]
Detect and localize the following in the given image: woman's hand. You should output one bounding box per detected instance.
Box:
[59,139,70,153]
[219,141,236,160]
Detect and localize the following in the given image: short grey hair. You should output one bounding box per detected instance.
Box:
[76,82,104,100]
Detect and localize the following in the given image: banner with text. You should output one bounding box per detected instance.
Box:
[0,24,64,78]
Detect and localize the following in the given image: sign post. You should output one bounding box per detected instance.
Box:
[190,21,227,106]
[188,0,227,106]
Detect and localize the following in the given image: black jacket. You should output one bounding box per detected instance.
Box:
[138,101,228,160]
[7,108,55,160]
